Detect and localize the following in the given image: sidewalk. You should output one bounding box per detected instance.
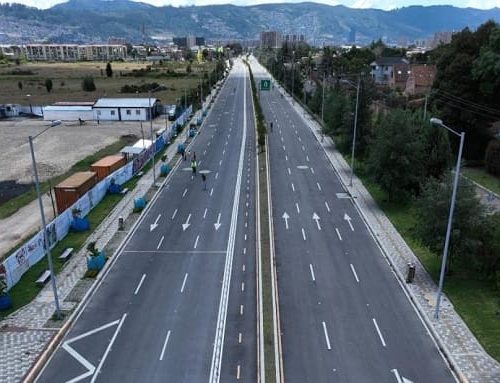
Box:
[0,119,195,383]
[269,78,500,382]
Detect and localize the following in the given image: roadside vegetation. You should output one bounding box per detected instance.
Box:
[258,20,500,361]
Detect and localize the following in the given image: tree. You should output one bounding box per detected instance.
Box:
[485,139,500,176]
[186,63,192,73]
[44,78,53,93]
[82,76,96,91]
[415,175,485,271]
[419,120,451,180]
[17,81,22,91]
[367,109,424,201]
[106,62,113,78]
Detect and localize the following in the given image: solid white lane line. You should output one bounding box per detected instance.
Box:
[302,228,306,241]
[134,274,146,295]
[287,168,291,175]
[350,264,360,283]
[171,209,178,220]
[309,264,316,282]
[90,313,127,383]
[296,203,300,214]
[317,182,322,191]
[335,228,342,241]
[159,330,172,361]
[322,321,332,351]
[372,318,387,347]
[325,201,331,212]
[157,236,164,250]
[182,188,188,198]
[203,208,208,219]
[194,235,200,249]
[180,273,189,293]
[291,183,295,192]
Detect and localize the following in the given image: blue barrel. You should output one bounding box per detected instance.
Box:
[134,197,146,211]
[71,217,90,232]
[160,164,171,176]
[177,143,185,154]
[0,294,12,310]
[87,252,106,271]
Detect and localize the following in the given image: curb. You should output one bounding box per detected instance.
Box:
[22,74,229,383]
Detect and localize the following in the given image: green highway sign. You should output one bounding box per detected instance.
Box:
[260,79,271,91]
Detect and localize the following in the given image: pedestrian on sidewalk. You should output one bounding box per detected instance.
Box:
[192,151,197,161]
[191,159,197,176]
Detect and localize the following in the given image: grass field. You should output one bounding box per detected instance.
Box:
[0,60,215,105]
[462,167,500,196]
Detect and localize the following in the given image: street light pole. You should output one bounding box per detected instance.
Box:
[430,117,465,320]
[349,76,360,187]
[148,91,156,186]
[29,136,61,318]
[292,50,295,101]
[321,72,325,122]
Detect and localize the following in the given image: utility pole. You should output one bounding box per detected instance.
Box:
[148,91,156,185]
[349,76,360,187]
[321,72,326,122]
[423,94,428,121]
[292,50,295,101]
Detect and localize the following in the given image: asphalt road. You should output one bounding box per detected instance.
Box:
[36,59,257,383]
[249,57,457,383]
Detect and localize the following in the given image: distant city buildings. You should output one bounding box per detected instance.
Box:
[0,44,127,61]
[283,34,306,48]
[430,31,455,48]
[260,31,282,49]
[173,36,205,50]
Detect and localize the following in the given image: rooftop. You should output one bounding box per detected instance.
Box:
[94,98,159,108]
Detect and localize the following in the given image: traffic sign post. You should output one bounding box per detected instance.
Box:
[260,79,271,91]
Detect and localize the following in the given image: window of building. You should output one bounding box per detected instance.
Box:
[136,110,141,115]
[126,109,131,115]
[96,110,101,116]
[111,110,116,116]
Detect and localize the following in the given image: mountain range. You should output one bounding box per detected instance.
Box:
[0,0,499,45]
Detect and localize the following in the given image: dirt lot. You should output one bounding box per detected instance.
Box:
[0,60,213,105]
[0,117,166,185]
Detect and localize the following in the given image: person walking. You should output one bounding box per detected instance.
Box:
[191,159,197,176]
[270,121,273,133]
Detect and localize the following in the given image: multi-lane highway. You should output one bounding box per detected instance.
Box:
[36,60,257,383]
[249,57,457,383]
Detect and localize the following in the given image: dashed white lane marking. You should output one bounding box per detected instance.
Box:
[241,282,245,292]
[210,188,214,196]
[157,236,164,250]
[215,172,219,179]
[223,149,226,155]
[282,145,286,151]
[287,168,291,175]
[306,155,310,162]
[301,228,306,241]
[236,365,241,380]
[322,321,332,350]
[159,330,172,361]
[325,202,331,212]
[182,188,188,198]
[219,160,223,166]
[180,273,189,293]
[194,235,200,249]
[203,208,208,219]
[134,274,146,295]
[335,228,342,241]
[285,155,288,161]
[171,209,178,220]
[309,264,316,282]
[350,264,360,283]
[302,145,305,151]
[295,203,300,214]
[372,318,387,347]
[242,264,246,272]
[238,333,242,344]
[311,167,315,174]
[243,247,247,255]
[317,182,322,191]
[281,136,284,142]
[204,150,207,155]
[240,305,244,315]
[291,183,295,192]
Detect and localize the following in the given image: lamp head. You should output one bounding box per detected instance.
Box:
[430,117,443,126]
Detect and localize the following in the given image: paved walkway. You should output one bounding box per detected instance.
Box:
[266,73,500,382]
[0,113,200,383]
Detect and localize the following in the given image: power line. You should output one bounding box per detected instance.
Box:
[434,89,500,116]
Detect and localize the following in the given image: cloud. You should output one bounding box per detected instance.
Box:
[466,0,500,8]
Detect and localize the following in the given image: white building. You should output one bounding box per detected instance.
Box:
[93,98,161,121]
[43,102,95,122]
[22,44,127,61]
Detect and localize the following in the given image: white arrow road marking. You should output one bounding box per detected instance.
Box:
[391,369,414,383]
[344,213,354,231]
[214,213,222,231]
[372,318,387,347]
[312,213,321,230]
[159,330,172,361]
[182,214,192,231]
[322,322,332,350]
[150,214,161,232]
[282,212,290,229]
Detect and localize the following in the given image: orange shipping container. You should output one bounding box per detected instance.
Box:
[54,171,97,214]
[90,154,126,181]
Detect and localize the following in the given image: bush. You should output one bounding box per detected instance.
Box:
[485,139,500,177]
[82,76,96,92]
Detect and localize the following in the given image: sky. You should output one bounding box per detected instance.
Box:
[2,0,499,10]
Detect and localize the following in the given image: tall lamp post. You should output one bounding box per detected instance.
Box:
[26,94,32,115]
[291,50,295,101]
[29,126,61,318]
[148,89,159,186]
[321,72,326,123]
[430,117,465,320]
[340,76,361,187]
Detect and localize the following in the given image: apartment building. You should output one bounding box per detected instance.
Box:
[20,44,127,61]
